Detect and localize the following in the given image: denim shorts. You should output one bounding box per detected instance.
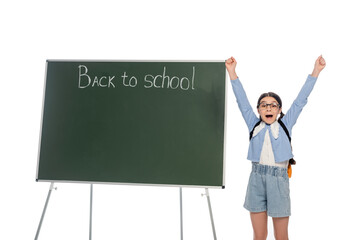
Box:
[244,163,291,217]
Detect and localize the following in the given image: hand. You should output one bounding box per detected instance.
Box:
[311,55,326,77]
[225,57,238,80]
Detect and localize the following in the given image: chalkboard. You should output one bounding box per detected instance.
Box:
[37,60,226,188]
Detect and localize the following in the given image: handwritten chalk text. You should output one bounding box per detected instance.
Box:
[78,65,196,91]
[144,67,195,90]
[78,65,115,88]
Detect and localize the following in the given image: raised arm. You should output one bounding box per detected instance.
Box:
[225,57,239,80]
[226,57,259,131]
[282,55,326,132]
[311,55,326,78]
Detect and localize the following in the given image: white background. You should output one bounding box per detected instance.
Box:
[1,0,359,239]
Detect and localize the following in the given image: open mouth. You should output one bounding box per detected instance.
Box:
[265,114,273,119]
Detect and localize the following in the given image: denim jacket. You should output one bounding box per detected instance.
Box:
[231,75,318,163]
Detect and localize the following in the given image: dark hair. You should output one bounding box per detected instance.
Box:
[257,92,285,120]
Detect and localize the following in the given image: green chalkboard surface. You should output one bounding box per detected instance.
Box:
[37,60,226,188]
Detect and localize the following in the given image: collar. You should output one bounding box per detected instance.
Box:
[252,121,280,139]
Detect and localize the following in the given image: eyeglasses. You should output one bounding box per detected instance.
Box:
[258,102,280,110]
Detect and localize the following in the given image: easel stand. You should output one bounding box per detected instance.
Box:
[179,187,217,240]
[35,183,217,240]
[34,183,94,240]
[89,184,93,240]
[203,188,217,240]
[34,182,56,240]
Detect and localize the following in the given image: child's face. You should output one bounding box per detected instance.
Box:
[257,97,282,124]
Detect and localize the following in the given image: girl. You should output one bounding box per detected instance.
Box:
[226,56,326,240]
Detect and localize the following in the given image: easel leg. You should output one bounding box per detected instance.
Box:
[35,182,56,240]
[89,184,93,240]
[204,188,217,240]
[179,187,183,240]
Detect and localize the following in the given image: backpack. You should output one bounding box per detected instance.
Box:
[249,119,296,178]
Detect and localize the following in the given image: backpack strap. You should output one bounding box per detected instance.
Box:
[278,119,296,165]
[278,119,291,143]
[249,120,262,140]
